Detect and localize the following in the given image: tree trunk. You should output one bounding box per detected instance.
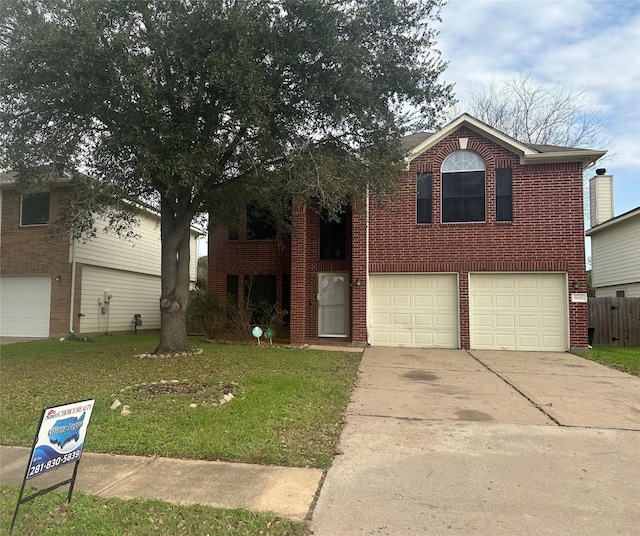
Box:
[154,197,192,354]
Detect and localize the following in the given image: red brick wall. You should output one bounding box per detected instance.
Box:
[367,126,588,348]
[208,217,292,312]
[210,203,355,345]
[207,125,589,350]
[1,185,74,336]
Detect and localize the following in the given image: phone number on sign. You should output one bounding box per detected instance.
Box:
[29,450,81,477]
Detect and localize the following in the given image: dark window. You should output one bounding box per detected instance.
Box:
[496,168,513,221]
[417,173,432,224]
[442,171,485,222]
[245,275,277,324]
[319,213,347,260]
[246,204,277,240]
[21,192,50,225]
[616,290,625,298]
[226,275,239,318]
[282,274,291,325]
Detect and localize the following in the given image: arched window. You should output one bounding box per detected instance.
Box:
[441,150,485,223]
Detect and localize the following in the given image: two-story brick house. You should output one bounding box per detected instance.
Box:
[0,174,200,338]
[209,114,606,351]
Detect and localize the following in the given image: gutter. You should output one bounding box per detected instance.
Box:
[69,237,77,333]
[520,150,607,169]
[586,207,640,235]
[365,187,371,346]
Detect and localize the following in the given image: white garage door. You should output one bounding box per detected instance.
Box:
[0,276,51,337]
[469,273,568,351]
[369,274,458,348]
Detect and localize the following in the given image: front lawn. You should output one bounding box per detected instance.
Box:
[1,487,308,536]
[0,334,361,468]
[579,346,640,375]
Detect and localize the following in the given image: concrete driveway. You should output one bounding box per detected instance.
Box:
[311,348,640,535]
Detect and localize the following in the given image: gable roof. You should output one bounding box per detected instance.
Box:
[0,171,203,236]
[585,206,640,235]
[403,113,606,169]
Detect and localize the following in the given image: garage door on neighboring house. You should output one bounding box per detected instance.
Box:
[0,276,52,337]
[469,273,568,351]
[369,273,458,348]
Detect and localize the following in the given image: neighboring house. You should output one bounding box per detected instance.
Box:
[0,174,200,338]
[209,113,606,351]
[586,172,640,297]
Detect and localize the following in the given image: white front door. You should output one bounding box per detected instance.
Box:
[318,272,349,337]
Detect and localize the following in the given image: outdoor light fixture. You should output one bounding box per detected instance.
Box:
[573,280,580,289]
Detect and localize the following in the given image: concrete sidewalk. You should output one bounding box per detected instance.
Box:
[312,348,640,536]
[0,446,322,521]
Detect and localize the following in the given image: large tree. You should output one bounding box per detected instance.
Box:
[0,0,454,353]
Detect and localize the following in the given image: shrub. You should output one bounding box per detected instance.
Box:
[187,290,226,337]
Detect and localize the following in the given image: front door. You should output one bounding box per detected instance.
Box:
[318,272,349,337]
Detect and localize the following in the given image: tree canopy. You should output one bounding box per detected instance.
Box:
[0,0,454,352]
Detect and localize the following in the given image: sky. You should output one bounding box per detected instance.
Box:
[434,0,640,220]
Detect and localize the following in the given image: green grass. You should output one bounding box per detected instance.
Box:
[1,486,309,536]
[579,346,640,375]
[0,334,361,468]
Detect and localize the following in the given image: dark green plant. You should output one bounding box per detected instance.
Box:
[187,290,226,337]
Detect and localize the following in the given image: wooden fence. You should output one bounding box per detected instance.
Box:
[588,297,640,346]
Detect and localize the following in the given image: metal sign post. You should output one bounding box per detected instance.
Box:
[10,399,95,535]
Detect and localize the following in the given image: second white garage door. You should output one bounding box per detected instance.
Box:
[369,274,458,348]
[469,273,568,351]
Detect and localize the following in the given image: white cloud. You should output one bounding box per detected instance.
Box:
[435,0,640,213]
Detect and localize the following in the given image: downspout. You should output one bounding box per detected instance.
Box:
[69,237,77,333]
[365,187,371,346]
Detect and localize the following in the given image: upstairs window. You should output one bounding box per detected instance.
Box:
[21,192,50,226]
[496,168,513,221]
[228,227,239,240]
[319,211,347,260]
[246,203,277,240]
[441,151,485,223]
[417,172,432,224]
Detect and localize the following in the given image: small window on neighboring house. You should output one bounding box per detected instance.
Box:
[417,172,432,224]
[441,151,485,223]
[21,192,50,226]
[616,290,625,298]
[496,168,513,221]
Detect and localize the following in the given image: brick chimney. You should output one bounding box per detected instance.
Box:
[589,168,614,227]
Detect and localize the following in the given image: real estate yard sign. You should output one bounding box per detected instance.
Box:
[27,399,95,478]
[10,399,95,534]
